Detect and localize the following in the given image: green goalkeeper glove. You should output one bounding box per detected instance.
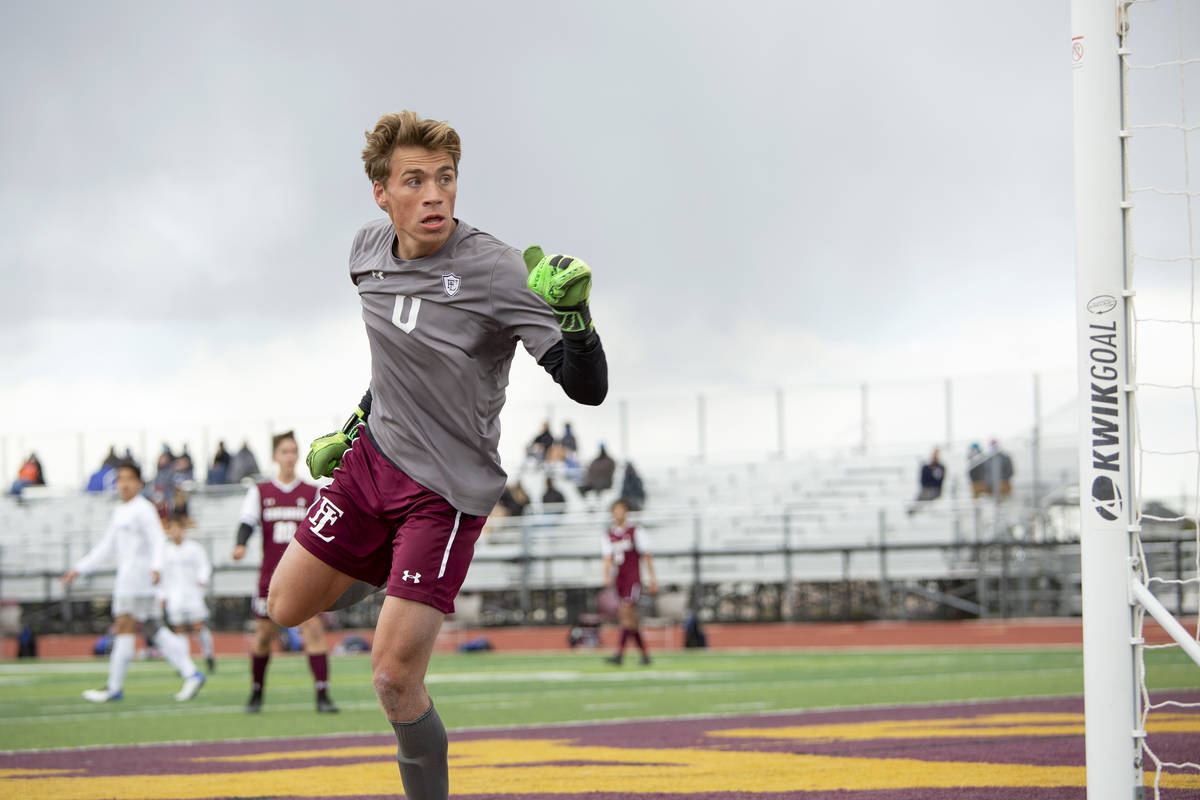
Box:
[523,245,594,338]
[306,404,367,479]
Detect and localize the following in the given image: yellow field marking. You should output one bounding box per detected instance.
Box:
[0,769,81,779]
[5,737,1200,799]
[191,746,395,763]
[710,711,1200,743]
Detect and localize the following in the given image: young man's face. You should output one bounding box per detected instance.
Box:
[373,146,458,260]
[612,502,628,526]
[274,438,299,472]
[165,522,184,545]
[115,468,141,502]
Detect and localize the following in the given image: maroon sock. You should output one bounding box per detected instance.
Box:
[617,629,632,655]
[632,631,647,655]
[251,654,269,692]
[308,653,330,693]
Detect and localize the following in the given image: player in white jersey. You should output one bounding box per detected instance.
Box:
[267,111,608,800]
[61,461,206,703]
[160,513,215,673]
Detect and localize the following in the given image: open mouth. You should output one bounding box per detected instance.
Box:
[419,214,445,231]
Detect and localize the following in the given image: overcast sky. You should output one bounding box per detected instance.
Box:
[1,0,1102,481]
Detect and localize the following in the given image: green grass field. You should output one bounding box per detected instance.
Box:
[1,647,1195,752]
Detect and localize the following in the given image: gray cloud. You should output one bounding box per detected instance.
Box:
[3,0,1081,390]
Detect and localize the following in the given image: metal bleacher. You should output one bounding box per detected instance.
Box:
[0,444,1077,610]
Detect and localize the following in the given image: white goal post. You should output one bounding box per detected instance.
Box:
[1074,1,1200,798]
[1073,2,1142,798]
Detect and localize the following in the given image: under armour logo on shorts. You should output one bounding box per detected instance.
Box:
[308,497,344,542]
[401,570,421,584]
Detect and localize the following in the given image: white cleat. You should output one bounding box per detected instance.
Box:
[82,688,122,703]
[174,672,206,702]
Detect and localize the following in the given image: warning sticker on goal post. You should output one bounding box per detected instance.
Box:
[1071,36,1084,68]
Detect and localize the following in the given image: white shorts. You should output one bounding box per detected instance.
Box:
[111,595,162,622]
[166,603,210,627]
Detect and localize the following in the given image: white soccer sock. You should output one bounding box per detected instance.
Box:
[107,634,135,695]
[196,627,214,659]
[153,627,199,678]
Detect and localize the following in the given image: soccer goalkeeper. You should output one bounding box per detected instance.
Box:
[266,110,607,800]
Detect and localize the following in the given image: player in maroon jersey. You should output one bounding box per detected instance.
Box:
[232,431,337,713]
[601,498,658,665]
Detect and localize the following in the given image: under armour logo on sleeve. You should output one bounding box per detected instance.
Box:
[401,570,421,584]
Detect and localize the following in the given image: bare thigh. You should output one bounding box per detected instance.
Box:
[267,539,357,627]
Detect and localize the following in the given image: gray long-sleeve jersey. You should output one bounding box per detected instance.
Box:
[351,218,562,516]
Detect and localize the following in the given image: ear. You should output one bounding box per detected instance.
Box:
[372,181,388,211]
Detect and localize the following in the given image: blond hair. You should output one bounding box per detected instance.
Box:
[362,110,462,185]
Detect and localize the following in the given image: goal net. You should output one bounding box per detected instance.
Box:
[1074,0,1200,797]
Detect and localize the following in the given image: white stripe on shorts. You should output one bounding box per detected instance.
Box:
[437,511,462,579]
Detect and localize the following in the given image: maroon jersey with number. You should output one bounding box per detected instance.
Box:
[601,524,649,601]
[239,478,318,596]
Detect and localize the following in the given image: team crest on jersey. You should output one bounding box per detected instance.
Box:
[442,273,461,297]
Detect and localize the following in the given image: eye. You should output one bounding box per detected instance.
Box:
[440,175,453,185]
[407,178,421,188]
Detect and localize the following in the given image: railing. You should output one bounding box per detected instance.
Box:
[6,535,1193,635]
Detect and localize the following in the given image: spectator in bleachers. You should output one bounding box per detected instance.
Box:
[619,461,646,511]
[986,439,1014,499]
[228,441,261,483]
[171,485,190,517]
[907,448,945,516]
[527,421,554,463]
[578,444,616,497]
[560,422,578,457]
[172,446,194,484]
[541,476,566,512]
[967,442,987,497]
[498,482,529,516]
[969,440,1014,500]
[153,447,176,494]
[208,441,232,485]
[544,441,582,483]
[102,446,122,469]
[10,452,45,497]
[86,454,119,494]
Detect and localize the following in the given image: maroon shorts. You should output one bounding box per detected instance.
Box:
[293,432,486,614]
[616,579,642,605]
[253,572,273,619]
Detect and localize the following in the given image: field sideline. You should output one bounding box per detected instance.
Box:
[1,645,1198,750]
[2,634,1198,798]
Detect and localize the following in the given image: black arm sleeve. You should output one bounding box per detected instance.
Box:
[235,522,254,547]
[537,330,608,406]
[358,388,372,416]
